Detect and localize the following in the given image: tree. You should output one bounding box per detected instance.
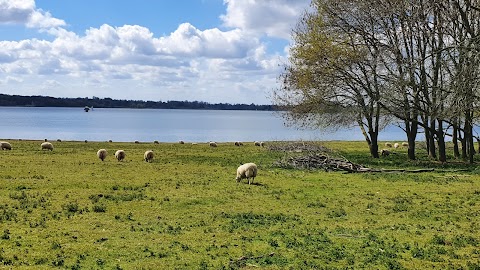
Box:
[274,0,388,158]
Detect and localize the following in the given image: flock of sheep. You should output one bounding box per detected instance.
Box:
[1,140,259,185]
[381,142,409,156]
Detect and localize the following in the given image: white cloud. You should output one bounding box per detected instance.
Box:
[0,0,65,28]
[0,1,311,104]
[220,0,310,39]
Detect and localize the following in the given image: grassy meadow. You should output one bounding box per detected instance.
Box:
[0,140,480,269]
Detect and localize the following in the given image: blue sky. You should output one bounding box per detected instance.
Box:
[0,0,310,104]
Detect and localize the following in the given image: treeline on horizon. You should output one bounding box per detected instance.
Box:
[0,94,274,111]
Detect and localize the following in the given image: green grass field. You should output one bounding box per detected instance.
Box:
[0,140,479,269]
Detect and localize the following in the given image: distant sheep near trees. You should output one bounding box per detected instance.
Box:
[115,150,126,161]
[41,142,54,151]
[144,150,154,162]
[97,149,108,161]
[385,142,393,147]
[381,149,390,156]
[0,141,12,150]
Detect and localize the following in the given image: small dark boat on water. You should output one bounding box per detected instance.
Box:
[84,106,90,112]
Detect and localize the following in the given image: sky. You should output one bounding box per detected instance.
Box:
[0,0,311,104]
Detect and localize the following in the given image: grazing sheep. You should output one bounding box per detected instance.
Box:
[254,141,261,146]
[57,139,62,142]
[234,141,244,146]
[394,143,399,149]
[144,150,154,162]
[260,141,265,147]
[385,142,393,147]
[381,149,390,156]
[97,149,108,161]
[236,163,258,185]
[108,140,113,143]
[115,150,126,161]
[209,141,217,147]
[134,140,140,144]
[41,142,54,151]
[192,142,198,145]
[179,140,185,144]
[154,140,159,144]
[1,141,12,150]
[84,140,88,143]
[402,142,409,147]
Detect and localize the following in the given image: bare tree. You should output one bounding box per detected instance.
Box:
[274,0,388,158]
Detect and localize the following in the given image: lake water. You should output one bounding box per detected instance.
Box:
[0,107,408,142]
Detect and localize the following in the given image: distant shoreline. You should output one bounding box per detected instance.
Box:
[0,94,275,111]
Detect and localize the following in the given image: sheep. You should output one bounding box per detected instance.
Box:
[209,141,217,147]
[385,142,393,148]
[144,150,154,162]
[57,139,62,142]
[402,142,409,147]
[192,142,198,145]
[115,150,126,161]
[254,141,261,146]
[381,149,390,156]
[234,141,243,146]
[84,140,88,143]
[134,140,140,144]
[1,141,12,150]
[236,163,258,185]
[179,140,185,144]
[41,142,54,151]
[154,140,159,144]
[108,140,113,143]
[260,141,265,147]
[97,149,108,161]
[394,143,399,149]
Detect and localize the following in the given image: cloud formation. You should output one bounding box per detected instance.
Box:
[0,0,65,28]
[0,0,309,104]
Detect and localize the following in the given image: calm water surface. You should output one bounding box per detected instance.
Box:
[0,107,407,142]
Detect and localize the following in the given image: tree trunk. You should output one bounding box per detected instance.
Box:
[437,120,447,163]
[369,131,379,158]
[452,124,460,158]
[464,110,475,164]
[428,119,437,159]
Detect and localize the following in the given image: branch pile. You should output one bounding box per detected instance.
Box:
[270,142,437,173]
[274,153,373,172]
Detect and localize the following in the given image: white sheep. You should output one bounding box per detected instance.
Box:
[115,150,126,161]
[234,141,243,146]
[254,141,261,146]
[97,149,108,161]
[236,163,258,185]
[209,141,217,147]
[381,149,390,156]
[402,142,409,147]
[144,150,154,162]
[0,141,12,150]
[394,143,399,149]
[385,142,393,148]
[260,141,265,147]
[41,142,54,151]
